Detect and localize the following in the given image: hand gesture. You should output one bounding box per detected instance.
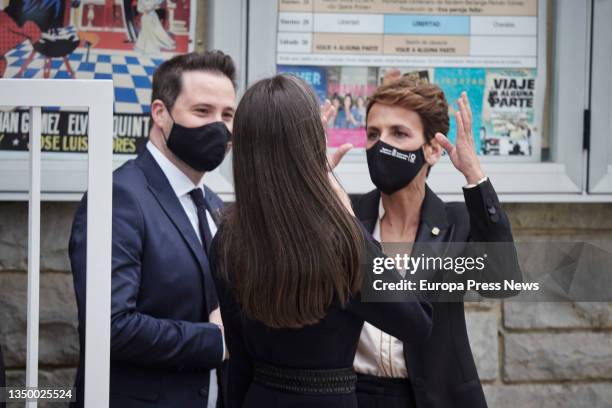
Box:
[435,92,485,185]
[209,307,228,360]
[320,99,336,129]
[321,100,354,214]
[383,68,402,85]
[327,143,354,215]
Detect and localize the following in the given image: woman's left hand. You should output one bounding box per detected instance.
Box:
[434,91,486,185]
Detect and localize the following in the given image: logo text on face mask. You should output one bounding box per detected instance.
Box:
[380,146,417,163]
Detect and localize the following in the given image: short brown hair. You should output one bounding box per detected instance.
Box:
[151,50,236,110]
[366,78,449,143]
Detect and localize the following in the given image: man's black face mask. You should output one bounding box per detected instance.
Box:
[162,107,230,172]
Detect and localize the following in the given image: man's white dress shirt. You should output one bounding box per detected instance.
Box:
[147,141,221,407]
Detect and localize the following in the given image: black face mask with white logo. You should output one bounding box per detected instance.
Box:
[162,114,230,172]
[366,140,426,195]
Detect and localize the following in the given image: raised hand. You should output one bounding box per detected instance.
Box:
[320,99,354,213]
[383,68,402,85]
[320,99,335,128]
[328,143,352,169]
[327,143,354,215]
[435,92,485,185]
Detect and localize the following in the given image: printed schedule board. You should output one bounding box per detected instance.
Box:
[276,0,545,160]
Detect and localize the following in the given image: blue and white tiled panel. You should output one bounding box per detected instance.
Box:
[4,41,165,114]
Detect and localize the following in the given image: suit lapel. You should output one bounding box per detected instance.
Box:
[403,185,454,380]
[411,184,455,281]
[352,189,381,234]
[354,186,455,279]
[135,150,216,312]
[203,185,223,227]
[354,186,454,246]
[416,185,452,241]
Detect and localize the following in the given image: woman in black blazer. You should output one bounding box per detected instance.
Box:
[210,74,433,408]
[352,76,520,408]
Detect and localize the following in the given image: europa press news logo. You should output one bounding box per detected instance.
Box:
[382,146,417,163]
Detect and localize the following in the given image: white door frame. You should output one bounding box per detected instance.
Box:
[0,78,113,407]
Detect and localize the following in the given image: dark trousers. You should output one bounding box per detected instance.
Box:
[356,373,416,408]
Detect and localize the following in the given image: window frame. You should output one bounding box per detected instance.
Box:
[588,0,612,193]
[245,0,597,202]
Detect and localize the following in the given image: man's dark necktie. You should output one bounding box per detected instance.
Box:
[189,188,214,253]
[189,188,219,407]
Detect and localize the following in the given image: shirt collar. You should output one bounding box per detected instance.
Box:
[146,141,205,199]
[372,184,450,242]
[372,198,385,241]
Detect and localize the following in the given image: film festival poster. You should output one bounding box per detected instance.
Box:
[404,67,537,157]
[0,0,194,154]
[276,64,537,157]
[481,69,537,157]
[277,65,378,148]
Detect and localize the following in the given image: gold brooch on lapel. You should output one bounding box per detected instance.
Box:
[431,227,440,236]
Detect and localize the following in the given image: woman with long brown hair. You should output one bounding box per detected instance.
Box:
[210,74,433,408]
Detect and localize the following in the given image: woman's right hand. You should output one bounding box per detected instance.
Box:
[320,99,335,129]
[327,143,354,215]
[383,68,402,85]
[321,99,354,215]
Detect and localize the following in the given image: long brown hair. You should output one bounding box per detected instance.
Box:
[216,74,364,328]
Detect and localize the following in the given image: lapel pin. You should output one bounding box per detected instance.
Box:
[431,227,440,236]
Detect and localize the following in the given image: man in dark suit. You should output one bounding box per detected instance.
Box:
[69,51,237,407]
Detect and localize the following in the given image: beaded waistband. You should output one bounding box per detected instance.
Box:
[253,362,357,395]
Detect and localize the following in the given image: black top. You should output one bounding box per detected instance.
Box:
[211,225,433,408]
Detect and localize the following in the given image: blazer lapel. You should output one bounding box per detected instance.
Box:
[354,186,454,250]
[403,185,455,379]
[411,184,455,281]
[352,189,381,234]
[203,186,223,227]
[135,150,216,311]
[415,185,454,244]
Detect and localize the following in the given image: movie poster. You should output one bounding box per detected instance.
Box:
[481,69,537,156]
[434,68,487,154]
[277,65,378,148]
[0,0,194,154]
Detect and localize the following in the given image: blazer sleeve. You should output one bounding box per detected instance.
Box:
[462,178,522,297]
[209,236,253,408]
[68,182,224,370]
[347,235,433,343]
